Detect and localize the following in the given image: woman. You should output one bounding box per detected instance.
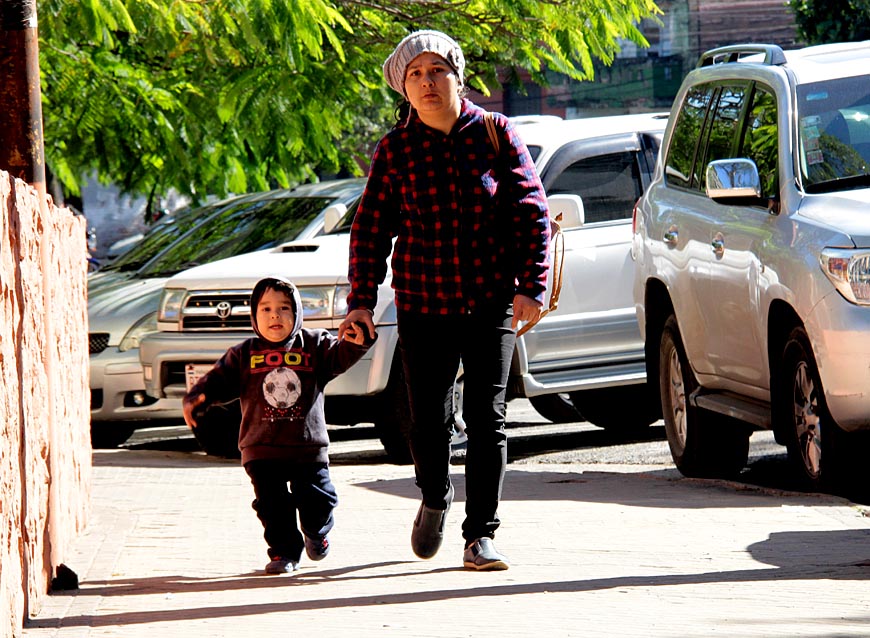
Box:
[338,30,550,571]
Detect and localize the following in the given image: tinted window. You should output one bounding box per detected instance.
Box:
[665,84,715,189]
[741,85,779,197]
[701,84,749,190]
[548,151,643,224]
[139,196,330,277]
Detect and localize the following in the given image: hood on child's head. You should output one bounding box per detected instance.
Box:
[250,276,304,344]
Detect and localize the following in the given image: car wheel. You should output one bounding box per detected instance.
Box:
[569,386,656,432]
[779,327,839,491]
[529,393,583,423]
[90,422,135,449]
[191,401,242,459]
[659,316,749,478]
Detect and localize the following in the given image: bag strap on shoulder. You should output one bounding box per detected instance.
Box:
[484,111,500,154]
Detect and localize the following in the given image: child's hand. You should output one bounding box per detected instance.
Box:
[343,322,367,345]
[182,393,207,429]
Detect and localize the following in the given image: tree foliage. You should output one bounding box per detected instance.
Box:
[789,0,870,46]
[37,0,661,211]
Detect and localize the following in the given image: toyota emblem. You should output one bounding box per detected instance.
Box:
[216,301,232,319]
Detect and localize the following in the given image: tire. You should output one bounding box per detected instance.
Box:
[659,316,749,478]
[569,385,657,432]
[778,327,840,491]
[529,393,583,423]
[191,401,242,459]
[90,422,135,448]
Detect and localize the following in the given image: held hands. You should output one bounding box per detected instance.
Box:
[182,393,206,429]
[512,294,543,332]
[339,308,376,342]
[342,321,367,345]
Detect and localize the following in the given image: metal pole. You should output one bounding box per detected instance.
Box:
[0,0,46,188]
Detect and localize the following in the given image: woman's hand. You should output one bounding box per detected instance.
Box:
[512,294,543,331]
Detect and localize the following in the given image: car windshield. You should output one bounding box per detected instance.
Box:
[98,204,212,273]
[139,195,332,277]
[797,76,870,192]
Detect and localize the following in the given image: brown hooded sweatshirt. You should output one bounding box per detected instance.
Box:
[184,276,374,465]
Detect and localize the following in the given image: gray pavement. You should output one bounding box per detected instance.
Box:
[23,443,870,638]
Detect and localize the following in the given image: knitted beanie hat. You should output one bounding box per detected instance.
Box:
[383,30,466,96]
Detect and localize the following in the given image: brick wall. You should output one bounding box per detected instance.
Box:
[0,170,91,637]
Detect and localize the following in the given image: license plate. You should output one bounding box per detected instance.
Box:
[185,364,214,392]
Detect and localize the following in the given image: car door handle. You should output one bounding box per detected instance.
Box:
[711,235,725,257]
[663,227,678,245]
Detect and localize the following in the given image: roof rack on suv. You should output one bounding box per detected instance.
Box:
[696,44,787,68]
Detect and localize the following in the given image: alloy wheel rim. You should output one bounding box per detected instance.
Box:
[668,347,688,448]
[793,360,822,478]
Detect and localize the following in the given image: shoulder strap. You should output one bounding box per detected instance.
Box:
[484,111,500,154]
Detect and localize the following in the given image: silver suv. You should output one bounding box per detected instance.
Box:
[141,113,668,460]
[632,42,870,492]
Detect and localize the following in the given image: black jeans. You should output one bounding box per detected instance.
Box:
[244,459,338,561]
[397,306,515,542]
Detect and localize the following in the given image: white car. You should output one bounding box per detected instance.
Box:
[632,42,870,495]
[88,181,364,447]
[140,113,669,460]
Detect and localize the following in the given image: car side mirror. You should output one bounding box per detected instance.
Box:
[546,194,585,229]
[322,203,348,234]
[706,159,762,199]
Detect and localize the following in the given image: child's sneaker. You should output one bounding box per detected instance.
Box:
[265,557,299,574]
[304,535,330,561]
[463,538,509,571]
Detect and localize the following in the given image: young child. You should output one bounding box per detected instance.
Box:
[183,276,374,574]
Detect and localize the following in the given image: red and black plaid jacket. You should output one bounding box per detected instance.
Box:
[348,99,550,315]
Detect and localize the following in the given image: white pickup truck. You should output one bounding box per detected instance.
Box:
[139,113,668,460]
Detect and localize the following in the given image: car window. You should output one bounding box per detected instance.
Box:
[700,83,749,191]
[548,151,644,224]
[139,196,332,277]
[741,85,779,197]
[665,83,716,190]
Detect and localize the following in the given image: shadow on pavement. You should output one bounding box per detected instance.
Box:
[27,528,870,630]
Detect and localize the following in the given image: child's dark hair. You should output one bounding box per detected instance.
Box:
[263,279,295,299]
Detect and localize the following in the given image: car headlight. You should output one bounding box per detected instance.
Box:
[298,284,351,319]
[820,248,870,305]
[118,311,158,352]
[157,288,187,323]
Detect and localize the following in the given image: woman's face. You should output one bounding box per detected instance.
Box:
[403,52,461,117]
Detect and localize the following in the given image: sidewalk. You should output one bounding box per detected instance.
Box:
[23,446,870,638]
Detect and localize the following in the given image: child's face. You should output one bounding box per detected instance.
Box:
[256,287,295,342]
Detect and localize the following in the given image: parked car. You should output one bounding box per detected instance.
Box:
[139,112,669,460]
[632,42,870,494]
[88,180,364,447]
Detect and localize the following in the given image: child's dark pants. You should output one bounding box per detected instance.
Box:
[244,459,338,562]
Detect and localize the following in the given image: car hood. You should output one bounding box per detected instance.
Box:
[798,190,870,247]
[163,234,351,290]
[88,277,168,343]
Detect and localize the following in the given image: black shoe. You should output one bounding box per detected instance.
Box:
[305,535,330,561]
[411,483,454,559]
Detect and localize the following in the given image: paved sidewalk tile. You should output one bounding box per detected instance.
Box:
[22,449,870,638]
